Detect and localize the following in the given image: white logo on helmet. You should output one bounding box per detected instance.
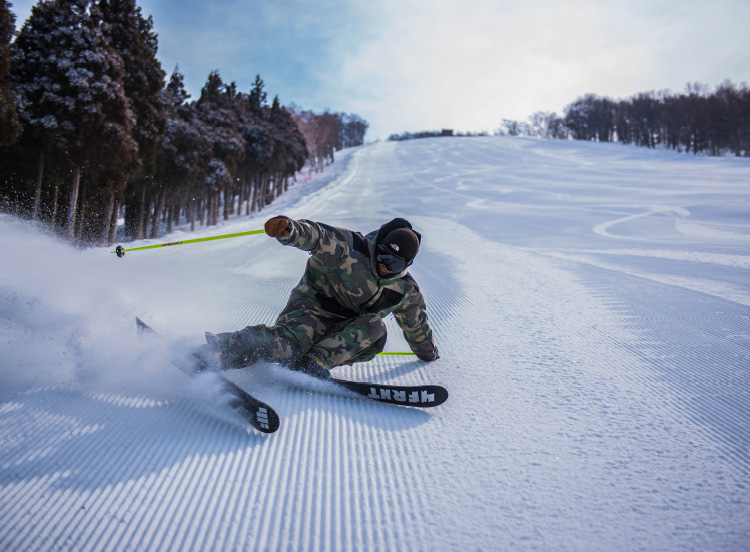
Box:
[389,243,400,252]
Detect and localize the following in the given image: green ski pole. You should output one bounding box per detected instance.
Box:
[113,229,265,257]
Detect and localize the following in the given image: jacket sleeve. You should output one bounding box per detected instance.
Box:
[277,219,352,265]
[393,286,439,361]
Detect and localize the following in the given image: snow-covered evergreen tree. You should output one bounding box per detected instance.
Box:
[98,0,166,242]
[99,0,165,177]
[196,71,244,223]
[237,114,273,213]
[10,0,136,240]
[269,95,307,198]
[235,78,273,213]
[248,74,267,119]
[0,0,21,147]
[146,68,213,236]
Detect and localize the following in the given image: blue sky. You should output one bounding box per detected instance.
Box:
[9,0,750,140]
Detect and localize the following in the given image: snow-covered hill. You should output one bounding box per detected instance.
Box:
[1,137,748,551]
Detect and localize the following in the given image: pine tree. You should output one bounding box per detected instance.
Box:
[99,0,165,174]
[268,96,306,197]
[98,0,166,242]
[10,0,136,240]
[248,74,267,117]
[236,89,273,213]
[145,68,212,236]
[0,0,21,147]
[164,65,190,109]
[196,71,244,223]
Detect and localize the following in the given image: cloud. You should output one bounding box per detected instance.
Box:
[321,0,615,137]
[325,0,750,139]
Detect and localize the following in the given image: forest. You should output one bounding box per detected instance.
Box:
[501,82,750,156]
[391,82,750,159]
[0,0,368,245]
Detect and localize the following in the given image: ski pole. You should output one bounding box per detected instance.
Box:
[112,229,265,257]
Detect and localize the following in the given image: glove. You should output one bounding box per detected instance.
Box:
[265,216,292,238]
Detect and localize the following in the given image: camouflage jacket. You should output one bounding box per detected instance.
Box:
[277,218,439,360]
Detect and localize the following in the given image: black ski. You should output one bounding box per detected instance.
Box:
[136,317,280,434]
[330,378,448,408]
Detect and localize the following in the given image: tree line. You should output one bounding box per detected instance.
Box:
[292,107,368,172]
[0,0,368,245]
[501,81,750,156]
[387,130,490,141]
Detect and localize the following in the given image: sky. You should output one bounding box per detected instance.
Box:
[8,0,750,141]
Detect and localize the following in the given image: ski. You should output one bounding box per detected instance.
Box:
[136,317,280,434]
[330,378,448,408]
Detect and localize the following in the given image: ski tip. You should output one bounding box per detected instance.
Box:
[436,387,448,406]
[255,406,281,433]
[136,316,158,336]
[425,386,449,407]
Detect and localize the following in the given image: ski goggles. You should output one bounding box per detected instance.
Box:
[376,244,411,274]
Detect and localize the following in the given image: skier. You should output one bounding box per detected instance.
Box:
[197,216,439,378]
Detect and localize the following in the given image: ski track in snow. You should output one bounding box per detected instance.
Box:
[1,137,749,551]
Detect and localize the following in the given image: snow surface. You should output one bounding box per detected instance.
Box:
[1,137,749,551]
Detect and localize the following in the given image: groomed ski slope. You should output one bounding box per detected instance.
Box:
[1,136,749,551]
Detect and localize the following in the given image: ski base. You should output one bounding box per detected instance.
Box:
[136,317,280,433]
[331,378,448,408]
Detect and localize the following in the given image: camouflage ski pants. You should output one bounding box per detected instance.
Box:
[212,297,388,369]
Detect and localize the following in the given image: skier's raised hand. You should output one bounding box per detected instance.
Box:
[265,216,292,238]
